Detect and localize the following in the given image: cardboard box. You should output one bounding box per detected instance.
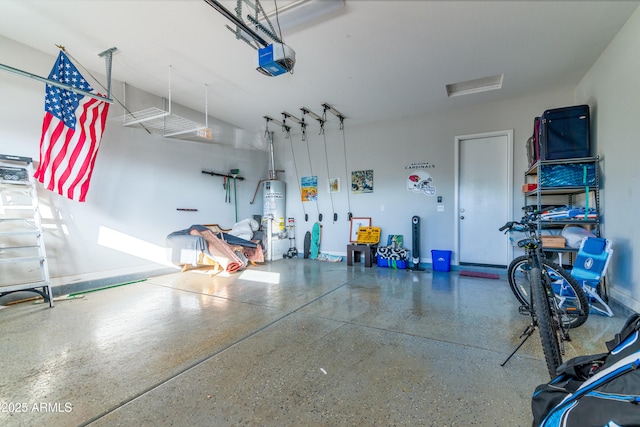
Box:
[541,235,565,248]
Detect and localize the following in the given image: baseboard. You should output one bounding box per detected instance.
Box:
[52,266,177,297]
[608,287,640,317]
[0,265,178,306]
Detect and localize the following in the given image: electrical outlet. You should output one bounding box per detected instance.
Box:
[380,205,385,211]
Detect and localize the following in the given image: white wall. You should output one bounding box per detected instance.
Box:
[274,88,574,262]
[574,6,640,312]
[0,37,268,288]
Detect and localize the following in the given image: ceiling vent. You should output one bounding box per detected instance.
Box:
[446,74,504,97]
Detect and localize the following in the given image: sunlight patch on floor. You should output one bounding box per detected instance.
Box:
[238,269,280,284]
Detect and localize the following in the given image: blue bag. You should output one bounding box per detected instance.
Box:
[532,313,640,426]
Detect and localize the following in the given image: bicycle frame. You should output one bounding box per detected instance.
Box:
[500,214,570,377]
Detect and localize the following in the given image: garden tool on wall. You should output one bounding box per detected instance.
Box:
[201,168,245,222]
[230,169,240,221]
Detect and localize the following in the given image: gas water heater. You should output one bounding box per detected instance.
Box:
[262,131,289,260]
[263,179,286,233]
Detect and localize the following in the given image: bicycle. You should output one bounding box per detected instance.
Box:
[499,214,589,377]
[508,255,589,329]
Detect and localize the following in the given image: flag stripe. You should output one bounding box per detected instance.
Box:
[56,98,93,195]
[79,104,109,201]
[42,119,67,191]
[78,103,109,201]
[65,98,108,201]
[34,51,110,202]
[34,113,62,183]
[49,121,76,191]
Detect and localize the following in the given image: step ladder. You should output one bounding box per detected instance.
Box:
[0,154,53,307]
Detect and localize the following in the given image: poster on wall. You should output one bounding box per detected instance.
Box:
[301,176,318,201]
[351,170,373,194]
[349,217,371,242]
[328,178,341,193]
[407,170,436,196]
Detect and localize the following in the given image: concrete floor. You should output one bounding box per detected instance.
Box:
[0,259,627,427]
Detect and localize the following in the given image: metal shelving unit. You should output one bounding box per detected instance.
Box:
[0,154,53,307]
[523,156,600,262]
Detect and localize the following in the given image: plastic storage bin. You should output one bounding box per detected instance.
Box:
[539,162,596,187]
[431,250,452,272]
[377,257,408,269]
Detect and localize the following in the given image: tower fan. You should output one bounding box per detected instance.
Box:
[411,216,425,271]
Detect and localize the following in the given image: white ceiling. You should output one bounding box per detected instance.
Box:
[1,0,638,149]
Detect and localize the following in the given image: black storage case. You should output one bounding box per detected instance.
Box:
[538,105,590,160]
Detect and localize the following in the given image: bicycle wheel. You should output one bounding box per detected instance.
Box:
[507,255,533,306]
[508,257,589,328]
[531,266,563,378]
[544,262,589,328]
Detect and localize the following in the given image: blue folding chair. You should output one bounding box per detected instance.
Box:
[569,237,614,317]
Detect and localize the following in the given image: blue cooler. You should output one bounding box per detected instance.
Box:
[431,250,452,272]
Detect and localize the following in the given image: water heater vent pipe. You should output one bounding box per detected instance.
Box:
[268,131,277,179]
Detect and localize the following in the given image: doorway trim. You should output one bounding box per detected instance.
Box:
[453,129,514,266]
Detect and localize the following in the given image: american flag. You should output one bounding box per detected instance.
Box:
[34,51,110,202]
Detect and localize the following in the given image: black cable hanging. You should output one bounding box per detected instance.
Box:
[322,103,351,220]
[304,121,322,222]
[286,125,308,222]
[339,116,351,220]
[283,111,321,222]
[323,128,338,222]
[303,107,336,223]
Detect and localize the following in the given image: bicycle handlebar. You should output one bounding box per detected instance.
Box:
[498,222,515,232]
[499,213,539,233]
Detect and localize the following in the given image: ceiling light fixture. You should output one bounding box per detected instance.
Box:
[264,0,346,32]
[446,74,504,98]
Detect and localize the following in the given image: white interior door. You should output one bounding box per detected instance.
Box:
[455,131,513,267]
